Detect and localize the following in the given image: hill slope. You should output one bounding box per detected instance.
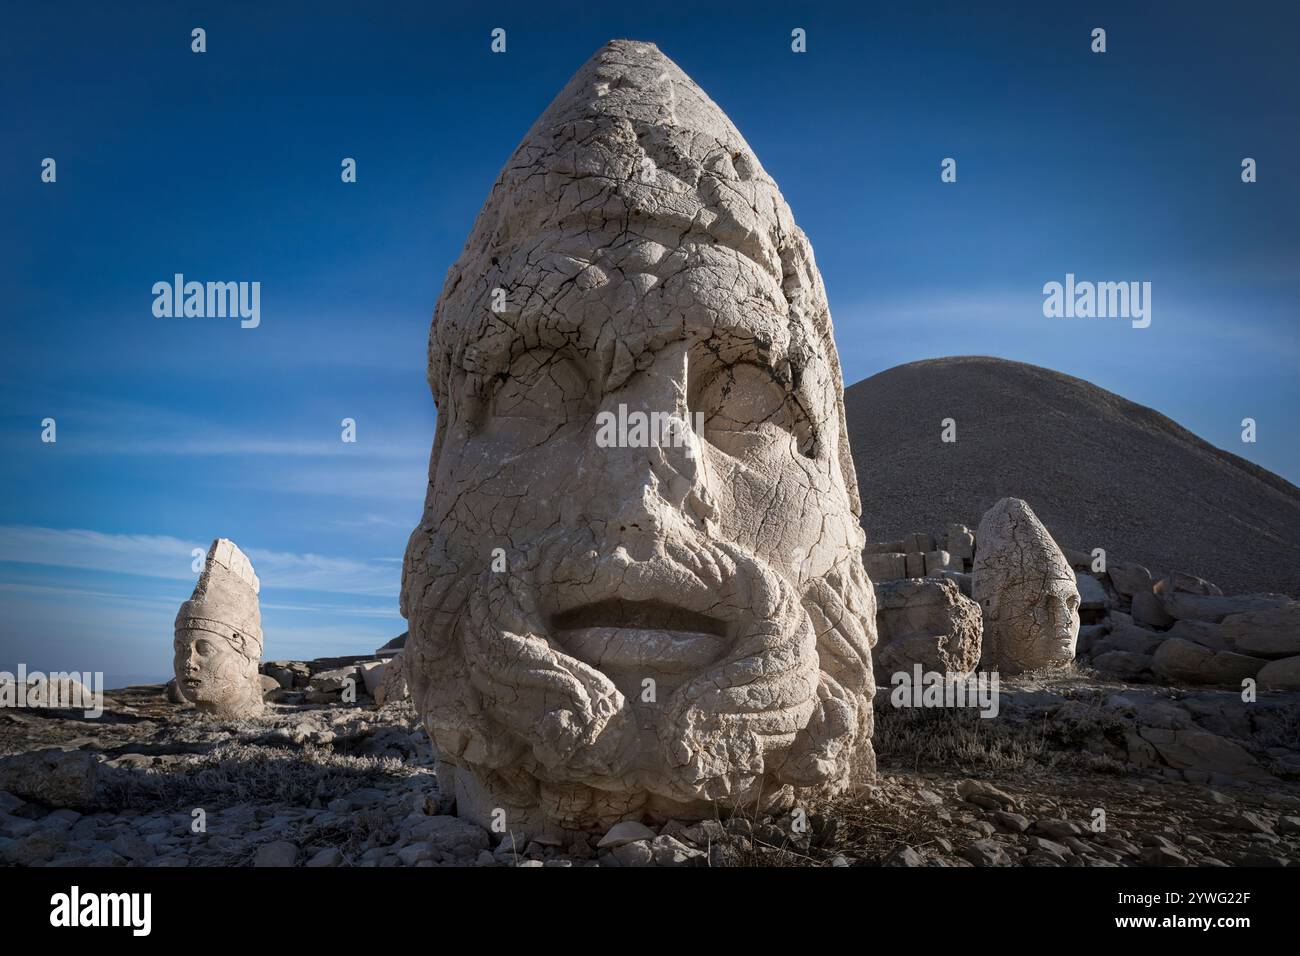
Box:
[844,356,1300,596]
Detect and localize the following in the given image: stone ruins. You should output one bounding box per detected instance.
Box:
[173,538,265,718]
[400,39,877,836]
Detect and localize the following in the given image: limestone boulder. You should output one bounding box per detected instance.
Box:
[1165,619,1228,651]
[1075,572,1110,612]
[1093,622,1163,657]
[972,498,1079,674]
[1131,590,1174,629]
[1219,604,1300,658]
[1151,638,1267,686]
[862,552,906,581]
[1091,651,1152,680]
[0,749,100,809]
[1257,656,1300,691]
[1155,588,1290,624]
[1137,727,1270,781]
[1107,562,1153,598]
[873,577,982,677]
[374,651,409,707]
[1162,572,1223,597]
[946,525,975,562]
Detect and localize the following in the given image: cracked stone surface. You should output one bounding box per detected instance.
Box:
[400,39,877,835]
[873,577,982,678]
[973,498,1080,676]
[173,539,265,719]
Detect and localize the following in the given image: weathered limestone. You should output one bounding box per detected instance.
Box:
[862,551,906,581]
[1257,656,1300,690]
[924,549,956,574]
[1220,604,1300,658]
[400,40,876,836]
[374,651,409,707]
[946,525,975,562]
[173,538,264,718]
[1154,585,1290,624]
[873,578,982,677]
[972,498,1080,675]
[1131,590,1175,629]
[0,749,100,809]
[1151,638,1266,686]
[1106,562,1153,598]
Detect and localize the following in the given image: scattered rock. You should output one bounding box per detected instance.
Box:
[598,820,658,849]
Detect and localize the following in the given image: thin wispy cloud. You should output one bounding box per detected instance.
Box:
[0,525,399,597]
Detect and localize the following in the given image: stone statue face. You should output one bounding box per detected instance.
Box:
[401,40,877,833]
[173,627,261,714]
[974,497,1080,675]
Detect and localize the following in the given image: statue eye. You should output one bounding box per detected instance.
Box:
[196,640,212,654]
[490,351,590,422]
[693,363,816,459]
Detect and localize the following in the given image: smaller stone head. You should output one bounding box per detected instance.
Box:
[973,498,1079,675]
[173,539,265,718]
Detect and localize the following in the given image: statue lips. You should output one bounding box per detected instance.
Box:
[540,549,741,675]
[552,600,730,674]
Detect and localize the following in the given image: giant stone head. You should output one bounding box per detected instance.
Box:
[174,538,264,718]
[401,40,877,835]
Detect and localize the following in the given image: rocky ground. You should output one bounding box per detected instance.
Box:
[2,659,1297,867]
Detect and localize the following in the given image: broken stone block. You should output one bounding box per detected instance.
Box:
[1132,590,1175,629]
[1151,638,1267,686]
[1219,604,1300,658]
[1094,622,1163,657]
[1107,562,1153,598]
[374,651,409,707]
[947,530,975,562]
[930,569,972,599]
[923,549,955,574]
[904,532,935,554]
[873,577,982,677]
[1137,727,1270,780]
[1156,591,1291,624]
[0,749,100,809]
[862,552,906,581]
[1257,655,1300,690]
[1166,620,1228,651]
[1091,651,1152,680]
[864,539,905,555]
[1160,572,1223,597]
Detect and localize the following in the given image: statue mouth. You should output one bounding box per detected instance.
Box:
[550,599,730,674]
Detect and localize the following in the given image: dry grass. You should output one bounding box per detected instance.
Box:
[95,741,409,812]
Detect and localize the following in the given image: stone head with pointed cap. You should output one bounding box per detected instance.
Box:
[174,538,265,718]
[401,40,877,835]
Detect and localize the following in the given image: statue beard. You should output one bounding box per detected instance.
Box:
[403,524,876,817]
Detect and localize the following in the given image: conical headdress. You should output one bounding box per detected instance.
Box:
[175,538,263,661]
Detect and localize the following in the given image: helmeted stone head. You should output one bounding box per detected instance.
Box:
[174,538,264,718]
[401,40,876,834]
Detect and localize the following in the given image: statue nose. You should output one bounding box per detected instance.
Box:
[580,342,719,536]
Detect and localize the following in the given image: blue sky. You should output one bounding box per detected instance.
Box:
[2,1,1296,686]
